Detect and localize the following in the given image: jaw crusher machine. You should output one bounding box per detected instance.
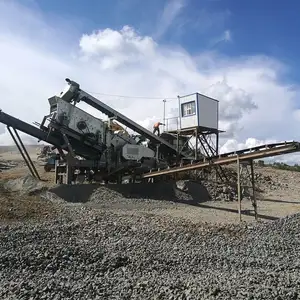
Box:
[36,78,192,183]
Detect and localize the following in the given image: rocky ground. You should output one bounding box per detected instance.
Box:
[1,194,300,299]
[1,149,300,299]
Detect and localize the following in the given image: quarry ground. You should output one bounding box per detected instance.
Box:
[1,146,300,224]
[1,146,300,299]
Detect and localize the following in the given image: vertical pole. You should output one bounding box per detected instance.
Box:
[195,128,198,160]
[216,132,219,156]
[237,155,242,222]
[177,96,182,129]
[163,99,166,132]
[215,132,219,182]
[55,160,58,184]
[176,132,180,162]
[66,159,72,184]
[250,160,258,221]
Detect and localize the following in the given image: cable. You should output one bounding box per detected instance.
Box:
[86,90,177,101]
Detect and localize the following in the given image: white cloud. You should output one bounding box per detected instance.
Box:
[0,123,5,135]
[79,25,157,69]
[224,30,231,42]
[0,1,300,164]
[220,137,278,153]
[209,29,232,48]
[155,0,186,38]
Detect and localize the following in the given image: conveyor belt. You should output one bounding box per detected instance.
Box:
[0,110,61,146]
[79,90,186,156]
[0,110,103,159]
[141,141,300,178]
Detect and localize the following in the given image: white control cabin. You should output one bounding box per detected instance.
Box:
[178,93,219,130]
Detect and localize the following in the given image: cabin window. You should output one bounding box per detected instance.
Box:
[181,101,196,117]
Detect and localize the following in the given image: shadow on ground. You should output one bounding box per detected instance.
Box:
[49,181,278,221]
[49,180,212,203]
[195,204,279,221]
[260,198,300,205]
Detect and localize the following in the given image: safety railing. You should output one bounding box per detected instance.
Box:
[163,117,180,132]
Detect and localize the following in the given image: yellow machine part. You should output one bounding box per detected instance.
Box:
[110,121,129,135]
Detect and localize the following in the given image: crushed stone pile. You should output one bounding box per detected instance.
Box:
[46,180,216,205]
[254,172,289,191]
[45,174,281,206]
[183,166,287,202]
[1,206,300,299]
[202,181,237,201]
[2,174,48,195]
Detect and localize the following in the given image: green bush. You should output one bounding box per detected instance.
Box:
[271,162,300,172]
[255,160,300,172]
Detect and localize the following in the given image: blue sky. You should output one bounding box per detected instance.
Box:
[1,0,300,162]
[23,0,300,69]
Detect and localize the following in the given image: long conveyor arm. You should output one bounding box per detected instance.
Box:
[76,89,186,156]
[0,110,102,159]
[0,110,61,146]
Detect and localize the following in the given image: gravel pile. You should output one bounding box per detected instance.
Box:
[3,175,48,195]
[184,166,287,202]
[48,181,197,205]
[202,181,237,201]
[255,172,288,191]
[1,205,300,299]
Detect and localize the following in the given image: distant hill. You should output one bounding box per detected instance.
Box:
[0,144,45,154]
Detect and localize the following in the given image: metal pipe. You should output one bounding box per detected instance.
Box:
[12,128,40,180]
[7,126,36,179]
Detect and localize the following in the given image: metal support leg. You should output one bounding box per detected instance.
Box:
[237,155,242,222]
[62,133,75,157]
[7,126,40,180]
[216,132,219,155]
[250,160,258,220]
[194,128,198,160]
[66,163,72,184]
[177,132,179,161]
[12,128,40,180]
[156,144,160,164]
[117,173,122,184]
[236,158,258,222]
